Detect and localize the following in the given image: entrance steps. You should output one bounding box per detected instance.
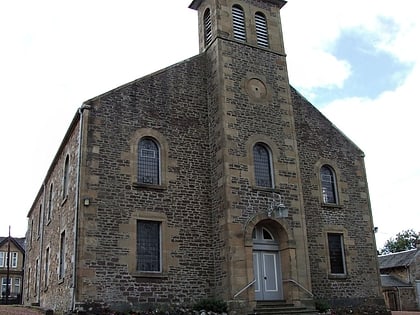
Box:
[253,301,318,315]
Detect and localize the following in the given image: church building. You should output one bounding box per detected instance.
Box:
[24,0,388,314]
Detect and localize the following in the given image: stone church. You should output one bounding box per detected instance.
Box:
[24,0,388,314]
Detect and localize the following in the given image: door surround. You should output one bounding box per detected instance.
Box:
[243,217,296,302]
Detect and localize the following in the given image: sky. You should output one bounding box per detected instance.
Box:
[0,0,418,250]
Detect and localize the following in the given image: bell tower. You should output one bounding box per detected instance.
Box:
[189,0,287,54]
[189,0,313,312]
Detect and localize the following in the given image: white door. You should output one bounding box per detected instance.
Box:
[253,226,283,300]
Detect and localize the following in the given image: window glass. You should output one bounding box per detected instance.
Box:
[45,248,49,287]
[0,252,4,267]
[11,252,18,268]
[59,231,65,278]
[321,165,337,204]
[328,233,346,274]
[1,277,11,296]
[137,220,161,272]
[253,143,273,188]
[47,184,53,221]
[262,228,274,240]
[138,138,160,185]
[13,277,20,294]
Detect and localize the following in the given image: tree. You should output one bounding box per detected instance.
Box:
[380,229,419,255]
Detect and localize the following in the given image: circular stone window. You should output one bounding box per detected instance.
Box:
[246,78,268,100]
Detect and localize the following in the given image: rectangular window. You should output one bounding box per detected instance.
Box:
[136,220,161,272]
[13,277,20,295]
[0,252,4,267]
[327,233,346,275]
[1,277,11,296]
[59,231,65,279]
[34,259,39,295]
[47,184,53,221]
[44,248,50,287]
[38,204,42,237]
[11,252,18,268]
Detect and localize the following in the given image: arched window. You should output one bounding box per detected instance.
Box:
[138,138,160,185]
[253,143,273,188]
[232,5,246,41]
[255,12,269,47]
[321,165,338,204]
[204,8,212,46]
[62,155,70,199]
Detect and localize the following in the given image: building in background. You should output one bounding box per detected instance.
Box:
[0,236,25,305]
[24,0,388,314]
[379,243,420,311]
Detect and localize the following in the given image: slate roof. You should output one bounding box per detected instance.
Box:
[0,236,26,251]
[378,249,417,269]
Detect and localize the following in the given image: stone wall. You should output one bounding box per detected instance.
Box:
[74,54,214,311]
[291,87,388,314]
[24,116,80,311]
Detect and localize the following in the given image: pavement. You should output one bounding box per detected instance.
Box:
[0,305,46,315]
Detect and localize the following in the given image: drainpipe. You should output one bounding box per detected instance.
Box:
[71,104,91,311]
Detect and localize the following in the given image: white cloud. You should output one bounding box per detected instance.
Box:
[282,0,419,247]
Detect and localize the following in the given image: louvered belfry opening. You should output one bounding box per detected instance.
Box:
[204,8,212,46]
[255,11,269,47]
[232,5,246,41]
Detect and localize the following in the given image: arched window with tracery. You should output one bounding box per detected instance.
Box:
[232,5,246,41]
[255,12,269,47]
[321,165,338,204]
[138,138,160,185]
[253,143,273,188]
[204,8,212,46]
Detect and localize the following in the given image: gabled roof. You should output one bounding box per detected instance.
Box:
[380,274,411,287]
[0,237,26,252]
[378,249,417,269]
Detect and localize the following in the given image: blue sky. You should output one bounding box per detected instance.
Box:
[312,28,413,105]
[0,0,418,249]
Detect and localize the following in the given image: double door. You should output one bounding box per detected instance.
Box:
[253,226,283,301]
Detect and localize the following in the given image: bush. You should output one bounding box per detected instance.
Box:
[192,299,227,313]
[315,299,330,313]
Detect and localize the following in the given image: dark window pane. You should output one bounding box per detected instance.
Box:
[138,138,160,185]
[328,233,345,274]
[321,165,337,203]
[137,220,161,272]
[253,144,272,188]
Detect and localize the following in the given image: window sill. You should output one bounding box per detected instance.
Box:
[251,186,281,194]
[321,202,342,209]
[132,182,167,190]
[328,273,347,280]
[132,272,168,279]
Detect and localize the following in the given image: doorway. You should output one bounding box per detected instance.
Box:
[253,225,283,300]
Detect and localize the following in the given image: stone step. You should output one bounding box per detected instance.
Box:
[253,301,318,315]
